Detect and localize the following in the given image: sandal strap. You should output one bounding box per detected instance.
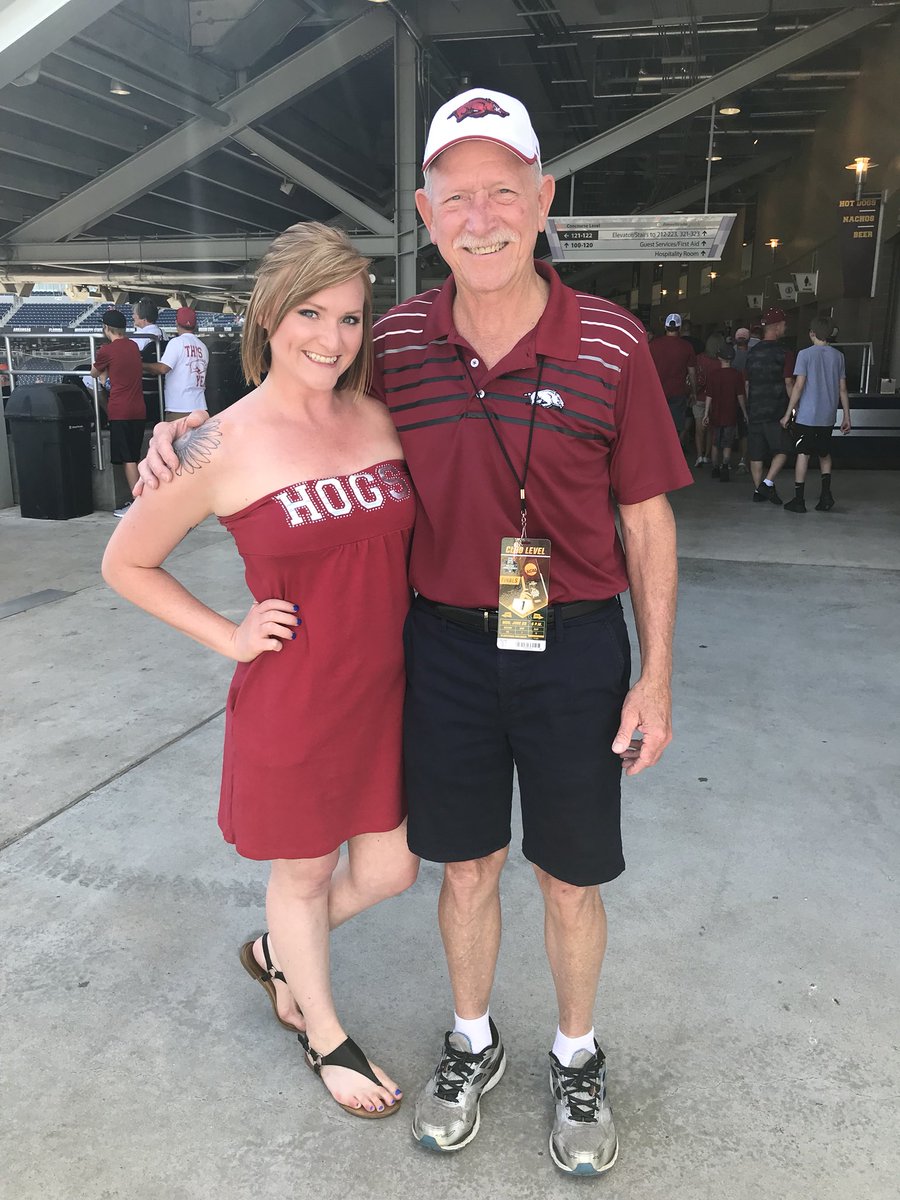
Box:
[306,1036,383,1089]
[261,932,286,984]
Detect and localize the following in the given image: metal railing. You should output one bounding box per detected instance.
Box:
[2,331,164,470]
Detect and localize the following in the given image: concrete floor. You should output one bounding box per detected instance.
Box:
[1,469,898,1200]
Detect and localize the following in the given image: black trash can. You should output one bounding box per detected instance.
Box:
[6,383,94,519]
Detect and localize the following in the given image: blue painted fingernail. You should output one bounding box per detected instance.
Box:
[291,632,296,640]
[395,1089,402,1096]
[296,618,302,626]
[293,604,299,612]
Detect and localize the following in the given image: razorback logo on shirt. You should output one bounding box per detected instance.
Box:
[275,463,411,528]
[527,387,565,410]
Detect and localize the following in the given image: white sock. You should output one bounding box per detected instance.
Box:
[552,1026,596,1066]
[763,478,773,486]
[453,1010,492,1054]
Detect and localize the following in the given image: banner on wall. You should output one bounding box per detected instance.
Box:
[837,196,882,298]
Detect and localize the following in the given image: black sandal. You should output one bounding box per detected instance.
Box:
[302,1034,402,1119]
[239,933,305,1033]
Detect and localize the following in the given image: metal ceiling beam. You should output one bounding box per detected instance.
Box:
[79,9,234,99]
[0,234,395,267]
[231,129,394,236]
[637,148,793,215]
[0,80,157,152]
[5,8,395,245]
[0,0,123,91]
[51,42,231,126]
[0,126,116,175]
[203,0,316,71]
[544,7,890,181]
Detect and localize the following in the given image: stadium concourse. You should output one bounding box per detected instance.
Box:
[2,1,900,1197]
[1,473,898,1200]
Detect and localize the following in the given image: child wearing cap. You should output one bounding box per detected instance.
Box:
[703,343,747,483]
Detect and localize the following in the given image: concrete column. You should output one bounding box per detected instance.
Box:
[394,25,419,306]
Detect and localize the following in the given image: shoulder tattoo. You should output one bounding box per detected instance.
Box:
[174,418,223,476]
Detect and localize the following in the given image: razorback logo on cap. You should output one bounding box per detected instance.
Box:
[449,97,510,122]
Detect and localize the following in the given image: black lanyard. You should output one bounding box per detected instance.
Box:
[476,355,546,538]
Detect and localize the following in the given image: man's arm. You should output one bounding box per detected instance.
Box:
[782,374,806,426]
[687,364,697,401]
[613,492,677,776]
[143,362,171,376]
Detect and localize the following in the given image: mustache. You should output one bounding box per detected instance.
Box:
[453,228,520,251]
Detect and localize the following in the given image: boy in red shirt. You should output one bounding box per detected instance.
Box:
[91,309,146,515]
[703,343,747,483]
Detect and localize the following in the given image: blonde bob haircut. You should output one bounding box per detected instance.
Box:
[241,221,373,395]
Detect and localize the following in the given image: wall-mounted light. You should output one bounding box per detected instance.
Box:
[709,271,718,280]
[110,79,130,95]
[845,155,876,200]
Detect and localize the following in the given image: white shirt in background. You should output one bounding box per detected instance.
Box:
[160,332,209,412]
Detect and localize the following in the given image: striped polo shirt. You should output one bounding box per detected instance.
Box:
[371,261,691,607]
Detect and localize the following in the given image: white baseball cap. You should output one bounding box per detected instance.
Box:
[665,313,683,328]
[422,88,541,172]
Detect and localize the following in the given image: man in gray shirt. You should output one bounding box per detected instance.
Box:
[781,317,851,512]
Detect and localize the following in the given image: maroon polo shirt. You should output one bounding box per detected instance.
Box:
[649,333,696,399]
[93,337,145,420]
[371,262,692,607]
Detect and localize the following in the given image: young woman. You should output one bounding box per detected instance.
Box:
[102,223,418,1118]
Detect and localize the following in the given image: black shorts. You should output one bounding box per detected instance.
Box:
[793,423,833,457]
[747,419,789,463]
[402,595,631,887]
[109,419,146,464]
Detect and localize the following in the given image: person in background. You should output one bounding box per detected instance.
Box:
[731,327,751,371]
[91,309,145,517]
[649,312,697,443]
[781,316,851,512]
[132,298,165,423]
[692,332,725,467]
[680,317,704,355]
[743,307,795,504]
[703,343,747,483]
[144,306,209,420]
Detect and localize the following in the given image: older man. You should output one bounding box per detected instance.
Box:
[137,88,690,1176]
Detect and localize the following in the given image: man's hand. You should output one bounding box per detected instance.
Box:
[611,676,672,777]
[133,410,209,496]
[779,412,792,429]
[841,414,852,434]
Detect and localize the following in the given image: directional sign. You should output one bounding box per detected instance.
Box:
[793,271,818,294]
[777,282,798,301]
[546,213,735,262]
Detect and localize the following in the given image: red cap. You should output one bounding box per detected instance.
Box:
[176,306,197,329]
[761,307,786,325]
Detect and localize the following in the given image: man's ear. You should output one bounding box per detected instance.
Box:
[537,172,556,230]
[415,188,434,242]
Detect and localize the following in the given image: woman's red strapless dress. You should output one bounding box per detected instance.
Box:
[218,459,415,860]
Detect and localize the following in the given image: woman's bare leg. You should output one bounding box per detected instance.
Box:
[265,854,401,1112]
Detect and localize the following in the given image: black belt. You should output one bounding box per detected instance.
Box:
[416,595,618,634]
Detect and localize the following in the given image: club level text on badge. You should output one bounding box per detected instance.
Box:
[507,543,549,556]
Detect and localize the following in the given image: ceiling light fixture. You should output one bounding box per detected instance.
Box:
[110,79,130,95]
[719,103,741,115]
